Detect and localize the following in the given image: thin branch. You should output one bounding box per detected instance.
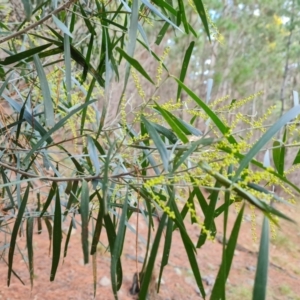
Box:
[0,160,136,182]
[0,0,78,45]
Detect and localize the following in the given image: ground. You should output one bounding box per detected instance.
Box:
[0,201,300,300]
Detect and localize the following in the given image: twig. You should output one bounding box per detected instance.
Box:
[0,160,136,182]
[0,0,78,45]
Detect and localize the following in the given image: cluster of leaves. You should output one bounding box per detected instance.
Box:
[0,1,299,299]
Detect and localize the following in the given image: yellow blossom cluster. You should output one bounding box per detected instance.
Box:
[143,177,176,219]
[156,47,170,87]
[220,91,263,112]
[131,69,146,101]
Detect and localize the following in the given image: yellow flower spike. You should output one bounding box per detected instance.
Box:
[131,69,146,101]
[250,205,258,243]
[156,47,170,87]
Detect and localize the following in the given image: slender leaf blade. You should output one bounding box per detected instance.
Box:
[210,204,245,299]
[21,0,32,21]
[87,136,101,175]
[7,185,30,286]
[33,54,55,127]
[0,44,52,65]
[50,188,62,281]
[141,115,169,171]
[24,99,97,164]
[234,105,300,181]
[116,47,154,84]
[139,213,167,299]
[252,217,269,300]
[192,0,210,39]
[52,15,74,38]
[111,192,128,297]
[81,180,90,264]
[177,41,194,101]
[26,217,34,289]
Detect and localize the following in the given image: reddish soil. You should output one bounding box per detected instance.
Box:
[0,202,299,300]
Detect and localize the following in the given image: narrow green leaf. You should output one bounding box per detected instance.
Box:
[1,170,15,209]
[21,0,32,21]
[173,77,236,144]
[7,185,30,286]
[63,217,73,258]
[149,122,178,144]
[93,252,97,298]
[0,65,5,80]
[79,3,97,35]
[173,138,213,172]
[40,182,57,217]
[44,216,53,255]
[169,199,205,298]
[3,95,53,144]
[116,47,154,84]
[91,190,105,255]
[50,188,62,281]
[26,217,34,289]
[177,41,194,101]
[87,136,101,175]
[28,35,104,86]
[24,99,97,164]
[111,192,128,298]
[123,0,139,88]
[152,0,177,15]
[192,0,210,39]
[178,0,189,33]
[0,44,52,65]
[272,131,286,176]
[180,190,195,222]
[15,95,28,143]
[141,115,169,171]
[154,102,190,143]
[69,3,77,35]
[80,79,96,135]
[214,200,234,218]
[157,217,173,292]
[1,257,25,285]
[135,23,148,50]
[82,35,94,82]
[139,213,167,299]
[64,32,72,104]
[155,21,170,45]
[63,181,79,216]
[293,148,300,165]
[253,217,269,300]
[0,75,11,96]
[197,180,220,248]
[33,54,55,127]
[138,38,169,73]
[104,214,122,296]
[234,105,300,181]
[81,180,90,264]
[0,21,9,31]
[210,204,245,299]
[168,185,205,297]
[52,15,74,38]
[102,140,116,216]
[140,0,182,31]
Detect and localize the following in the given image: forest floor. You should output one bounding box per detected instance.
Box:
[0,199,300,300]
